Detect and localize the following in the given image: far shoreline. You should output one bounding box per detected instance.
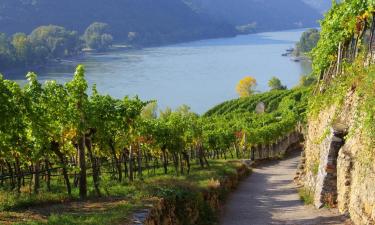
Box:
[2,26,314,80]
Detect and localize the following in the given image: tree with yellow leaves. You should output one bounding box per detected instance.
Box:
[236,76,257,97]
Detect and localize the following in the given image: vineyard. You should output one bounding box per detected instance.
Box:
[308,0,375,145]
[0,65,308,222]
[204,88,309,147]
[294,1,375,223]
[1,1,375,224]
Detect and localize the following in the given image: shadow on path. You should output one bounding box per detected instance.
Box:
[219,151,350,225]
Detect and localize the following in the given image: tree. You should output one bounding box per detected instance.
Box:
[0,25,84,70]
[299,74,316,87]
[236,76,257,97]
[11,33,31,65]
[0,33,15,67]
[83,22,113,51]
[268,77,287,90]
[29,25,81,60]
[295,28,320,56]
[141,101,158,119]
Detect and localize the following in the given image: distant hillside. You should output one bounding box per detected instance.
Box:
[185,0,322,33]
[0,0,323,46]
[302,0,332,14]
[0,0,236,46]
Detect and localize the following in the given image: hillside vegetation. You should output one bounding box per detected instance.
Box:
[0,23,114,71]
[295,1,375,224]
[0,63,309,224]
[307,0,375,169]
[203,88,309,149]
[0,0,235,46]
[0,0,322,45]
[185,0,321,33]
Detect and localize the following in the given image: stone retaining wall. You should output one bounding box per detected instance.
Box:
[250,131,304,161]
[131,130,304,225]
[132,164,250,225]
[295,91,375,225]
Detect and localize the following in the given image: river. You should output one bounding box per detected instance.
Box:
[4,29,312,114]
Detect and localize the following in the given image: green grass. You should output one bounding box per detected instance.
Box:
[0,160,247,225]
[14,203,136,225]
[298,188,314,205]
[312,162,320,176]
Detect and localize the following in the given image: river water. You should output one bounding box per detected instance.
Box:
[4,29,312,114]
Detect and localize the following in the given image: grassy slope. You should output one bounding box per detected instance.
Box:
[204,90,296,117]
[0,160,245,225]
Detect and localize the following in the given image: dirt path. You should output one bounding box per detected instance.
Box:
[220,151,351,225]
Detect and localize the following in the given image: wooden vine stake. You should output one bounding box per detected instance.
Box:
[369,13,375,64]
[335,42,342,77]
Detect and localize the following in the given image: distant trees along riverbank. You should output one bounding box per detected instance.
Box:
[294,28,320,57]
[0,22,113,70]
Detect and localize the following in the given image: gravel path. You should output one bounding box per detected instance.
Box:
[220,151,350,225]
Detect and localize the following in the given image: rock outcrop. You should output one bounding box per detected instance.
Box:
[295,90,375,224]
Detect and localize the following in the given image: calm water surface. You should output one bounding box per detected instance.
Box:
[5,29,312,114]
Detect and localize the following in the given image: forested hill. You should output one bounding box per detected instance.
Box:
[302,0,332,14]
[0,0,323,46]
[184,0,322,33]
[0,0,236,46]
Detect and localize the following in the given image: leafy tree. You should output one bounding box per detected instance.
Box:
[0,33,15,67]
[29,25,81,59]
[0,25,83,70]
[11,33,32,65]
[141,101,158,119]
[268,77,287,90]
[295,28,320,56]
[83,22,113,51]
[299,75,317,87]
[236,76,257,97]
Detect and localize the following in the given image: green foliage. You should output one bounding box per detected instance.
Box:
[311,0,374,76]
[83,23,113,51]
[0,0,237,48]
[305,0,374,169]
[312,162,320,176]
[0,33,15,66]
[268,76,287,91]
[0,22,115,70]
[295,28,320,56]
[309,56,375,164]
[141,101,158,119]
[0,191,68,211]
[2,160,244,225]
[0,65,309,224]
[299,188,314,205]
[299,74,317,87]
[203,88,310,148]
[0,25,81,69]
[29,25,81,59]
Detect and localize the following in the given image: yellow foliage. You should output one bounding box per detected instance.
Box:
[236,76,257,97]
[206,178,220,189]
